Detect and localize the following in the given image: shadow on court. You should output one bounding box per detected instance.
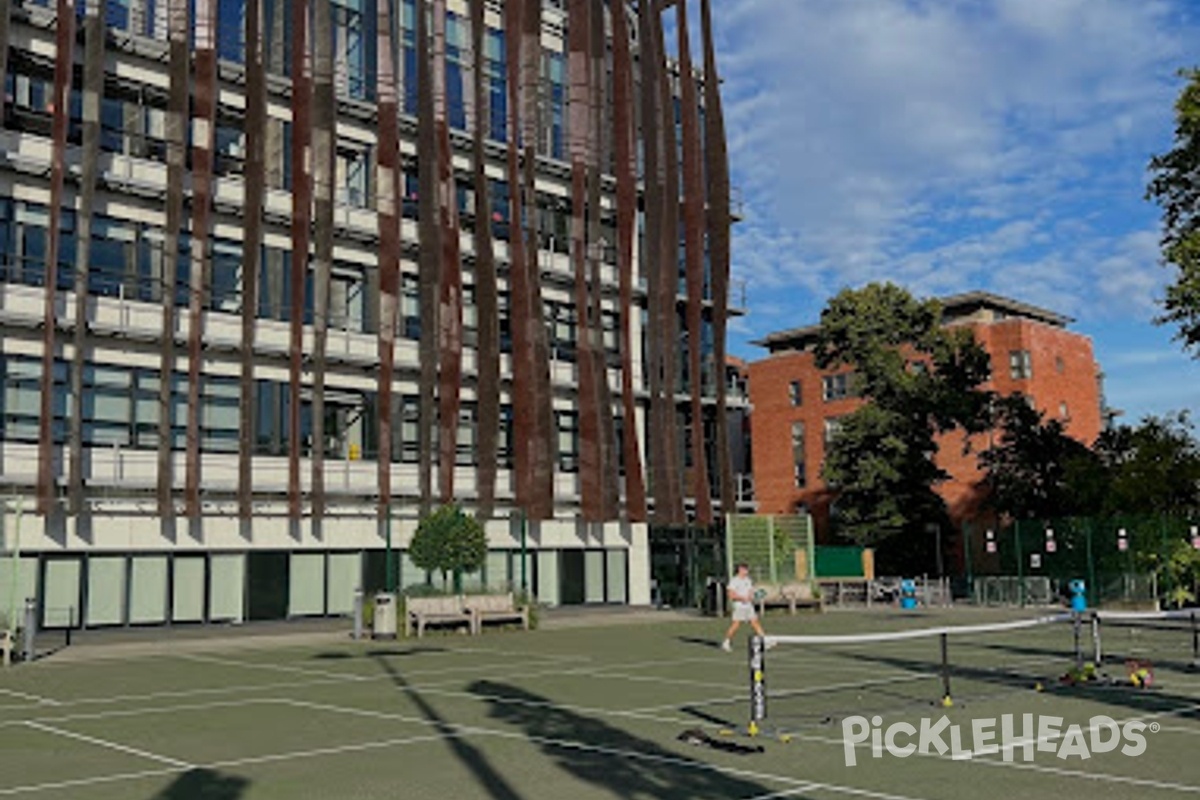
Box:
[677,636,722,649]
[372,654,525,800]
[832,646,1200,724]
[469,680,789,800]
[149,769,248,799]
[312,647,447,660]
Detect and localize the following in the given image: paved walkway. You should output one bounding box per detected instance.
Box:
[21,606,704,663]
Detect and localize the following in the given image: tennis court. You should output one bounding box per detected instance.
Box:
[1,607,1199,799]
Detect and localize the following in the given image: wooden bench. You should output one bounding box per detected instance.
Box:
[464,593,529,634]
[756,582,823,616]
[404,596,473,638]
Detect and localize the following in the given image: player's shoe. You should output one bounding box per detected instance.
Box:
[721,639,732,652]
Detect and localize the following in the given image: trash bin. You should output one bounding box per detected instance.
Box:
[373,593,398,640]
[704,578,726,617]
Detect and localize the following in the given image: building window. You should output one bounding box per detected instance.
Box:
[791,421,805,488]
[1060,402,1069,420]
[822,373,854,402]
[456,405,476,466]
[556,410,579,472]
[1009,350,1032,380]
[823,417,844,448]
[1055,356,1065,374]
[788,380,802,406]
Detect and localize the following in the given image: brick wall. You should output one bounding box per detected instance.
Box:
[748,318,1102,540]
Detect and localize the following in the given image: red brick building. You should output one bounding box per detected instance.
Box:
[747,292,1105,540]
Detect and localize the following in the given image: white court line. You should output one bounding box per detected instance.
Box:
[0,726,467,796]
[24,720,194,769]
[0,767,186,797]
[784,704,1200,796]
[176,653,373,682]
[277,698,931,800]
[0,687,59,705]
[208,730,465,768]
[3,699,276,729]
[1156,724,1200,737]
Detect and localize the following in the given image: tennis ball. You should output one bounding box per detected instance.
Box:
[779,734,793,744]
[941,695,954,708]
[748,722,760,737]
[1034,682,1044,692]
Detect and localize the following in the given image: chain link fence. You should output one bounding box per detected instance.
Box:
[965,514,1200,608]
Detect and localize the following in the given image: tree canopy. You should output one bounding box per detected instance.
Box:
[816,283,992,558]
[409,504,488,591]
[979,395,1102,520]
[1095,412,1200,518]
[1148,68,1200,353]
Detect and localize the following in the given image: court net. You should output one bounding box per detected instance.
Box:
[740,611,1200,736]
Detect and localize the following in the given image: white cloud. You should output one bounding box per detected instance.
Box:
[717,0,1188,323]
[708,0,1198,418]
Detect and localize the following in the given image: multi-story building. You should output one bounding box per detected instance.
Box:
[0,0,742,626]
[748,291,1104,542]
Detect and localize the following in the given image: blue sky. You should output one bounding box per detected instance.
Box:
[711,0,1200,424]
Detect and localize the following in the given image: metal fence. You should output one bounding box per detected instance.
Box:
[965,514,1199,607]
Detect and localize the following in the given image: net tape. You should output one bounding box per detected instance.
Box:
[762,609,1198,647]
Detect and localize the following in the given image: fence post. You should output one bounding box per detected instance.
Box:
[1085,521,1096,608]
[766,516,777,585]
[1015,520,1025,608]
[21,596,36,662]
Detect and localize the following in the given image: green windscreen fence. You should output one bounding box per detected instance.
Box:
[725,514,816,584]
[815,546,866,578]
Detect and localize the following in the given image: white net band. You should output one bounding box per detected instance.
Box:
[762,613,1075,647]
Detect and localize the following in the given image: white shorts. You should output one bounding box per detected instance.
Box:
[732,602,757,622]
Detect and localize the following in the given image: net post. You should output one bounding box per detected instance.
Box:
[749,635,766,736]
[939,632,952,707]
[1092,613,1102,667]
[1072,612,1083,672]
[1191,612,1199,671]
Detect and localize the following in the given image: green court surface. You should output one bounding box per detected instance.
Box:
[2,608,1199,799]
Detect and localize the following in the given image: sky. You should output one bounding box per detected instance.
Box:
[708,0,1200,424]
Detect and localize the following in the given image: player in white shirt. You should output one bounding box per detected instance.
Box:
[721,563,767,652]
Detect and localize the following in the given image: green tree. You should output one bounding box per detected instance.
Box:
[1095,413,1200,517]
[1147,68,1200,352]
[816,283,992,566]
[980,395,1104,520]
[1163,538,1200,608]
[409,505,488,592]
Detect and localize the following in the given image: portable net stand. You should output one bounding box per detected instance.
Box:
[747,610,1200,736]
[1088,609,1200,674]
[747,613,1068,735]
